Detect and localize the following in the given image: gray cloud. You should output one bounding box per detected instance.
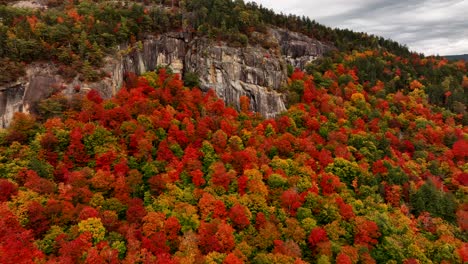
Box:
[254,0,468,55]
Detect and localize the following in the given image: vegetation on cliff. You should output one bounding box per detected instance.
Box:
[1,0,410,84]
[0,0,467,263]
[1,0,465,119]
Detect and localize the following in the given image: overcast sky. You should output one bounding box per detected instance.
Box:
[254,0,468,56]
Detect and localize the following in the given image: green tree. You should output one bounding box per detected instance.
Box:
[325,158,364,187]
[410,180,457,222]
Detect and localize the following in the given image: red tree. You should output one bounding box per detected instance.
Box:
[26,201,50,238]
[0,179,18,202]
[281,189,303,216]
[211,162,234,191]
[308,227,328,247]
[336,252,353,264]
[198,221,235,254]
[320,173,341,195]
[87,89,103,104]
[0,205,44,263]
[354,218,380,248]
[223,253,244,264]
[453,139,468,160]
[126,198,147,225]
[229,204,250,229]
[190,169,206,187]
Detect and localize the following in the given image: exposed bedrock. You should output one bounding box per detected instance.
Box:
[0,28,333,127]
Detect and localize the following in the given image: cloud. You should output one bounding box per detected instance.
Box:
[254,0,468,55]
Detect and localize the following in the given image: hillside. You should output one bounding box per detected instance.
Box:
[0,62,467,263]
[445,54,468,62]
[1,0,336,127]
[0,0,410,84]
[0,1,465,125]
[0,0,467,263]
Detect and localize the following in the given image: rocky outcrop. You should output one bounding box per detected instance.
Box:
[185,38,287,118]
[95,32,190,99]
[0,82,25,128]
[0,28,333,127]
[0,33,190,127]
[120,33,189,76]
[271,28,332,69]
[0,65,60,127]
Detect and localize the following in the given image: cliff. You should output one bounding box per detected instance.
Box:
[0,28,333,127]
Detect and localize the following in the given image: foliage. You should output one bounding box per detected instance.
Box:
[411,180,457,222]
[0,67,465,262]
[0,0,424,83]
[0,1,467,262]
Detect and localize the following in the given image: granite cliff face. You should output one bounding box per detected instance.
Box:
[185,37,287,118]
[0,28,333,127]
[272,28,331,69]
[0,65,61,127]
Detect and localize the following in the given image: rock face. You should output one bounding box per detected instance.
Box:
[0,65,61,127]
[0,28,332,127]
[0,83,25,128]
[185,38,287,118]
[91,32,190,99]
[271,28,331,69]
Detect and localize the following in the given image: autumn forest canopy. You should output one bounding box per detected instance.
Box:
[0,0,468,263]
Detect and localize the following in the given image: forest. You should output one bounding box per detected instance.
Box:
[0,0,467,263]
[0,0,411,84]
[1,0,465,119]
[0,58,467,263]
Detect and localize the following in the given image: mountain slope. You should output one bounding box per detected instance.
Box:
[0,0,410,127]
[445,54,468,61]
[1,1,338,127]
[0,1,467,263]
[1,62,467,263]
